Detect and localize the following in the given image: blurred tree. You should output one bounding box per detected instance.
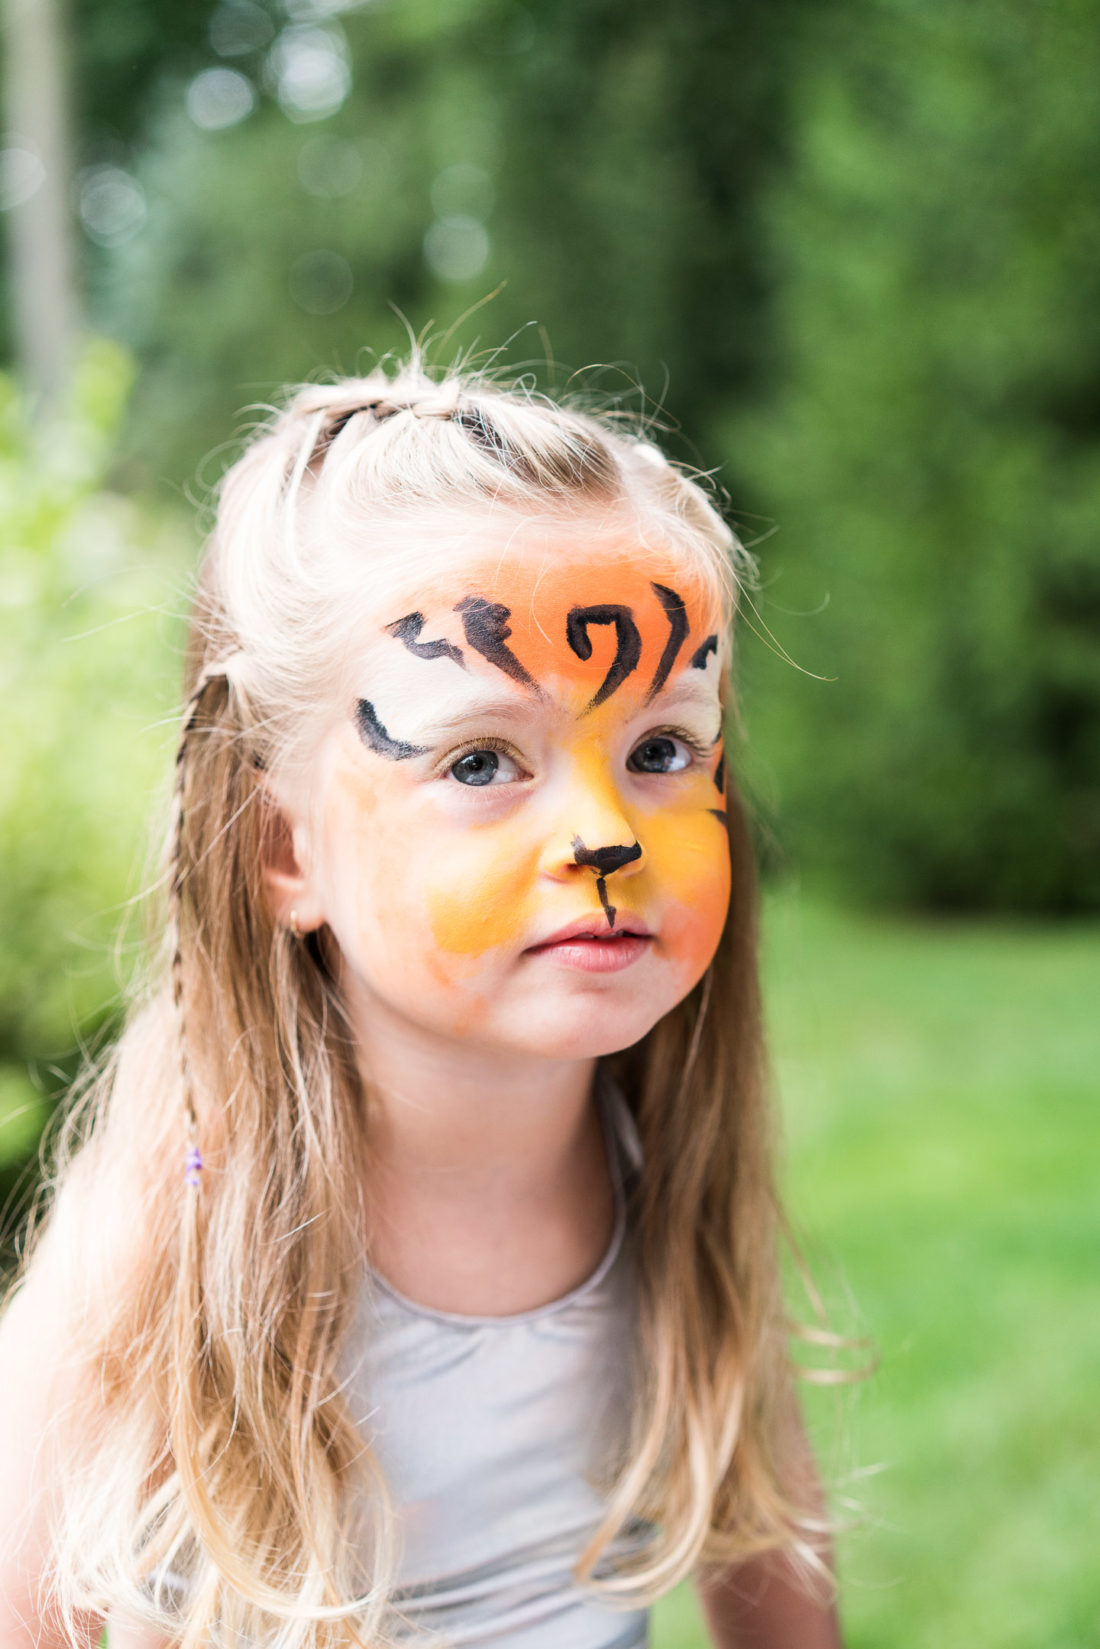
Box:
[730,0,1100,911]
[7,0,1097,913]
[0,340,186,1240]
[0,0,211,385]
[1,0,78,408]
[69,0,211,144]
[88,0,807,483]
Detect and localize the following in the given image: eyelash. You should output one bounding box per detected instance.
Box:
[436,724,713,780]
[435,735,527,780]
[641,724,714,761]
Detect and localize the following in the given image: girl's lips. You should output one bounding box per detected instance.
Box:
[524,921,653,974]
[526,913,652,948]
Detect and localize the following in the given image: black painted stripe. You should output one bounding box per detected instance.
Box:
[566,604,643,712]
[571,835,643,876]
[355,699,430,760]
[691,634,718,669]
[648,583,689,700]
[387,612,466,669]
[595,876,616,930]
[455,597,541,693]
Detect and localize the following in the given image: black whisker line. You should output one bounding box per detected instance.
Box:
[595,876,616,930]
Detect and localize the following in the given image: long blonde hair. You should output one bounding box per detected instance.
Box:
[21,359,826,1646]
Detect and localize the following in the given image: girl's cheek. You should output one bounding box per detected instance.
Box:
[426,823,540,957]
[642,807,731,977]
[322,749,537,977]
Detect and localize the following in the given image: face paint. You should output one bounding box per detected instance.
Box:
[647,582,690,700]
[355,698,429,760]
[691,634,719,670]
[301,521,731,1062]
[570,835,643,929]
[566,605,642,711]
[455,596,542,693]
[386,611,467,669]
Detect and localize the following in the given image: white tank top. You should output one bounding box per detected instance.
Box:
[341,1080,651,1648]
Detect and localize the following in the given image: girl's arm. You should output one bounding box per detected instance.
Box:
[0,1240,102,1649]
[696,1549,843,1649]
[696,1399,843,1649]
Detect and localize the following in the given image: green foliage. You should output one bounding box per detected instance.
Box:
[0,339,186,1177]
[70,0,211,144]
[729,0,1100,910]
[19,0,1094,928]
[98,0,806,483]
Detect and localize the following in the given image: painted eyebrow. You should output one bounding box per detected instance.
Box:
[644,676,723,718]
[402,696,535,743]
[400,676,721,744]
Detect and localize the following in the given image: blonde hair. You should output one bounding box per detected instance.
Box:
[19,358,827,1647]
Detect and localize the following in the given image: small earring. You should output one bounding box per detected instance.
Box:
[289,909,302,938]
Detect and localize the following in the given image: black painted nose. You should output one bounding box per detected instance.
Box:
[571,836,643,876]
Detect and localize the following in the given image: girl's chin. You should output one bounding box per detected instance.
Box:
[447,995,672,1061]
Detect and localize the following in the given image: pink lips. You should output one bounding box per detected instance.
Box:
[524,915,653,974]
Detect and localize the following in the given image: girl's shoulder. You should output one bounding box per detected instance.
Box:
[0,1170,104,1641]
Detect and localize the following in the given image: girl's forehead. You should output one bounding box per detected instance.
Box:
[353,518,724,662]
[399,551,711,633]
[335,532,725,748]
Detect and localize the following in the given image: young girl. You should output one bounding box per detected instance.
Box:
[0,362,842,1649]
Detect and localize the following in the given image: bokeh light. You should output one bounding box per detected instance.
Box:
[186,68,256,132]
[266,25,352,124]
[209,0,275,58]
[423,215,490,284]
[77,165,146,248]
[288,247,354,314]
[0,139,45,211]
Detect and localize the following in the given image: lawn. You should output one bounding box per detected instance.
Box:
[653,889,1100,1649]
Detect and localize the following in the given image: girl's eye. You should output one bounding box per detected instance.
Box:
[627,735,694,775]
[448,748,524,787]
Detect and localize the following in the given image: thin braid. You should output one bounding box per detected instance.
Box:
[304,390,459,466]
[168,664,232,1193]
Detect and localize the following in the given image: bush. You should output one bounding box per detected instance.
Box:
[727,0,1100,912]
[0,340,187,1193]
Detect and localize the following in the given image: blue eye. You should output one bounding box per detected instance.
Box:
[448,748,523,786]
[627,735,692,775]
[451,751,499,786]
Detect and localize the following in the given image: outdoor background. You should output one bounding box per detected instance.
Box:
[1,1,1097,1644]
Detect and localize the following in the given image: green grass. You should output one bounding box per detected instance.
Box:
[653,889,1100,1648]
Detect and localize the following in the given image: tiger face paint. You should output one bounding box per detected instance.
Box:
[295,516,731,1061]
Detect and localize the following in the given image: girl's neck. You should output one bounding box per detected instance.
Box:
[357,1005,596,1190]
[344,982,611,1314]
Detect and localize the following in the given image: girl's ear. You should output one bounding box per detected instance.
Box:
[258,785,326,934]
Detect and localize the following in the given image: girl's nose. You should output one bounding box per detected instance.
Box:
[538,779,646,884]
[570,837,643,877]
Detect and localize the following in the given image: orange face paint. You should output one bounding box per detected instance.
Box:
[304,523,731,1061]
